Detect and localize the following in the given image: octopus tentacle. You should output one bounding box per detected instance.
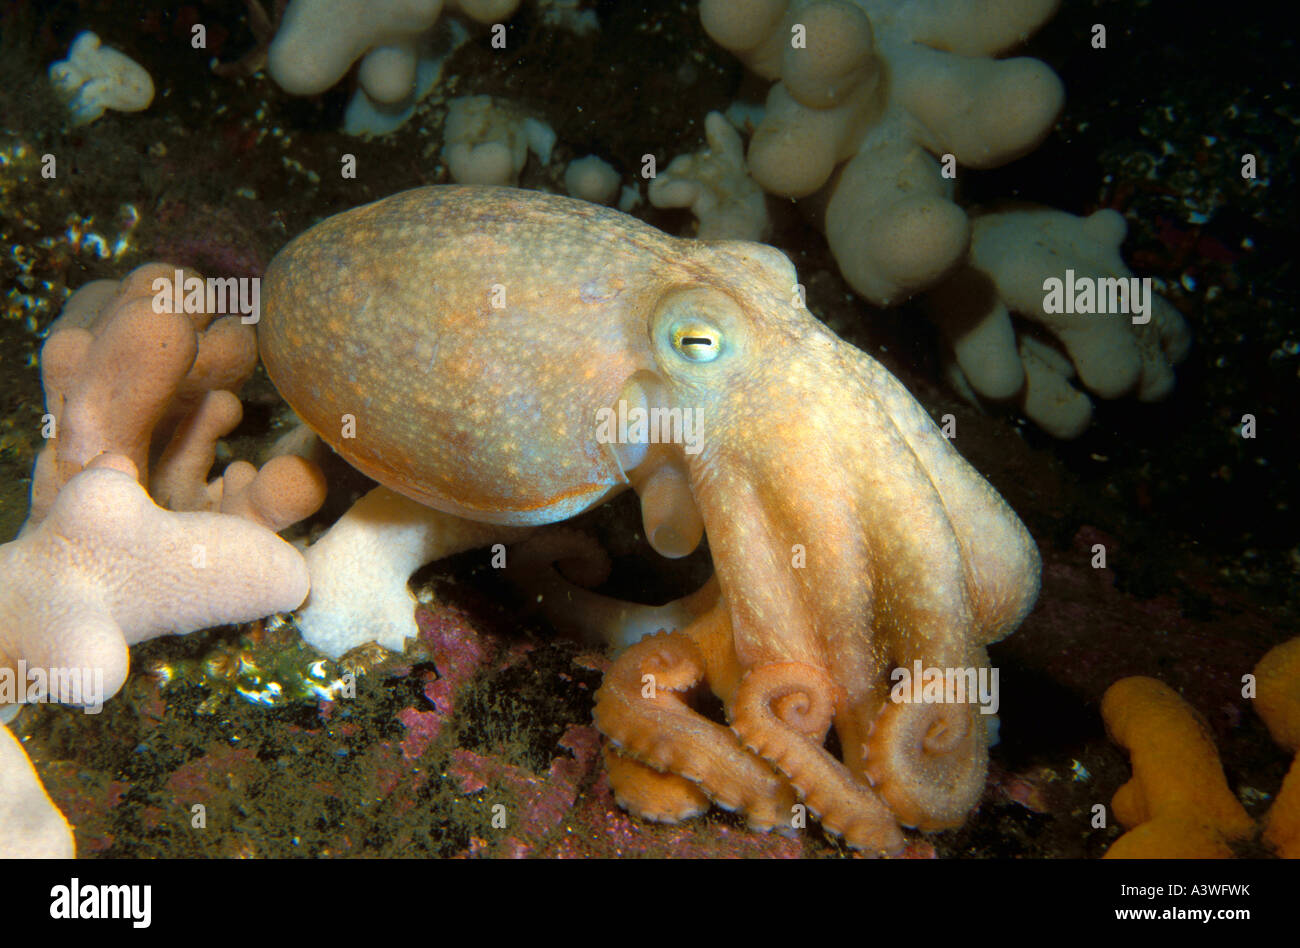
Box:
[593,630,796,830]
[629,452,704,559]
[863,700,988,830]
[731,662,905,855]
[602,744,710,823]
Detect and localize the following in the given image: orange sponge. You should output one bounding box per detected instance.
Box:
[1101,676,1253,858]
[1254,637,1300,858]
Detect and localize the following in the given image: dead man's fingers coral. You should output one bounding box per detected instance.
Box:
[648,111,770,241]
[928,208,1191,438]
[1101,676,1253,858]
[1254,637,1300,858]
[0,454,311,708]
[0,724,75,859]
[266,0,521,133]
[48,31,154,126]
[27,263,263,528]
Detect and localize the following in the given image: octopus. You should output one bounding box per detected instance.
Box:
[260,185,1040,854]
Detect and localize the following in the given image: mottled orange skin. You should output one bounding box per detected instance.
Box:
[264,186,740,525]
[261,185,1040,854]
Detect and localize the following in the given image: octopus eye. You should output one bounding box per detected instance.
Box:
[669,320,723,363]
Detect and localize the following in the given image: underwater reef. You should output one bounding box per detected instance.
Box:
[0,0,1297,860]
